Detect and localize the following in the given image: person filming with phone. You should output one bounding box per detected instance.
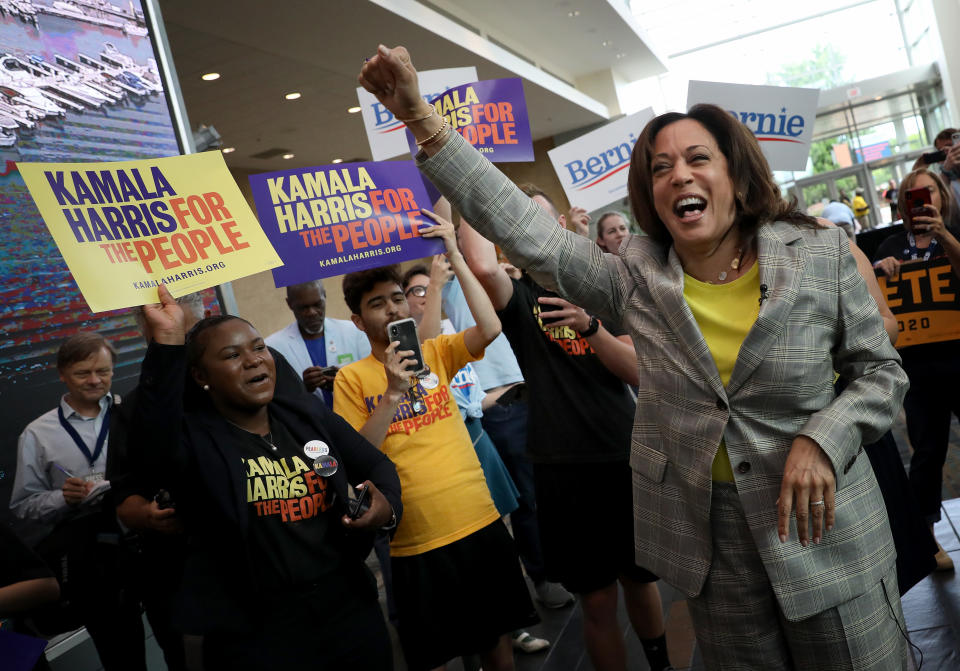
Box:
[873,168,960,571]
[334,214,538,671]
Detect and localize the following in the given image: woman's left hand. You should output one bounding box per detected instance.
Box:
[342,480,393,529]
[777,435,836,547]
[912,204,948,240]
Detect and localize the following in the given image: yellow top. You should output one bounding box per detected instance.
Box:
[853,195,869,217]
[334,332,499,556]
[683,262,761,482]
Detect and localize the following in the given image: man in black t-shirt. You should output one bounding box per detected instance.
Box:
[460,185,672,671]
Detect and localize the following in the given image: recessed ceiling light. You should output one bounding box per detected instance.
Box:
[201,72,220,81]
[282,153,295,160]
[616,53,625,59]
[601,41,611,47]
[332,158,344,164]
[347,106,361,114]
[567,10,580,17]
[221,147,235,154]
[285,92,301,100]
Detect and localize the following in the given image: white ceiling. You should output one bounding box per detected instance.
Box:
[157,0,664,172]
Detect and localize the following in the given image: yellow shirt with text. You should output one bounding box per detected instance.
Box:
[334,332,499,556]
[683,262,760,482]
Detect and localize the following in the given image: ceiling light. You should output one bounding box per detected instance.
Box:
[282,153,295,160]
[567,10,580,17]
[616,53,625,59]
[347,106,361,114]
[601,41,611,47]
[332,158,344,164]
[285,92,301,100]
[201,72,220,81]
[221,147,235,154]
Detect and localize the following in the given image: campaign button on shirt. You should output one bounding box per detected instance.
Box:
[420,372,440,390]
[304,440,329,459]
[313,455,338,477]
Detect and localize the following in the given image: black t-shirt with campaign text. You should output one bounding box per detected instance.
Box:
[229,417,344,589]
[498,275,635,464]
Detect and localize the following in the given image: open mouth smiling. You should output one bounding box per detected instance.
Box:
[247,373,269,385]
[673,195,707,222]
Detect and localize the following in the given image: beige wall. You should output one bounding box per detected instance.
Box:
[224,139,569,334]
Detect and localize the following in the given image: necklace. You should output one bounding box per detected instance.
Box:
[226,419,278,452]
[716,247,744,282]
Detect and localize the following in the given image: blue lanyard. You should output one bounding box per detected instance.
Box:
[57,402,110,469]
[904,232,938,261]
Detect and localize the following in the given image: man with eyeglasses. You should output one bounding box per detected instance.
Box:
[266,279,370,407]
[11,333,147,670]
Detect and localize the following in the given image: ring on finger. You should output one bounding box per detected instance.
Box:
[810,500,825,507]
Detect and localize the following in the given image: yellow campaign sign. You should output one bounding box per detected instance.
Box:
[875,257,960,348]
[17,152,282,313]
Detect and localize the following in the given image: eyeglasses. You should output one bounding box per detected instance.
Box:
[404,285,427,298]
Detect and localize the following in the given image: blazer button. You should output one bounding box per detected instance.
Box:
[716,398,727,411]
[736,461,751,474]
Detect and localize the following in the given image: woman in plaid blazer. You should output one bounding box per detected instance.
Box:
[360,46,911,670]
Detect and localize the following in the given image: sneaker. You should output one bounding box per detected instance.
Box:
[512,631,550,653]
[935,542,955,571]
[534,580,574,609]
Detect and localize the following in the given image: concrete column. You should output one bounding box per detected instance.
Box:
[931,0,960,122]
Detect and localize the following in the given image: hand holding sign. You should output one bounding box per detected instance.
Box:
[142,284,186,346]
[359,45,428,123]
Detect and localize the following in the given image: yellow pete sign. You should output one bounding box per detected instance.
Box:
[18,152,282,312]
[875,257,960,347]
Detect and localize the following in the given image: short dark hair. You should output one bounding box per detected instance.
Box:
[628,104,816,246]
[898,168,954,225]
[401,265,429,289]
[517,182,560,219]
[934,128,959,146]
[57,333,116,371]
[342,265,402,315]
[286,280,325,300]
[186,315,255,369]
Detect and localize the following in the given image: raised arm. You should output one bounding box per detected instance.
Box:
[358,45,624,323]
[459,217,513,310]
[421,210,501,356]
[416,254,452,341]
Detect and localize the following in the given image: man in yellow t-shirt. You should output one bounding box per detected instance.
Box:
[333,215,536,671]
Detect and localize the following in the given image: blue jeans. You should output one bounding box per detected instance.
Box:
[481,399,545,584]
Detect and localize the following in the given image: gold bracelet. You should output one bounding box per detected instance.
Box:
[396,106,435,123]
[416,116,449,147]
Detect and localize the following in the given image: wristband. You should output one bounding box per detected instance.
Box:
[579,316,600,338]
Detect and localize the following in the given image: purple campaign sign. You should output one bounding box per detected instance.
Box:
[249,161,444,286]
[407,78,533,162]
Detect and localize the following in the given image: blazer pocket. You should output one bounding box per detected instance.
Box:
[630,440,668,483]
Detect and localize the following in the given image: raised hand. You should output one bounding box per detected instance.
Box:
[420,209,458,255]
[358,45,428,121]
[142,284,185,345]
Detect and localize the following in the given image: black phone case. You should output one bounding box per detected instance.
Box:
[387,318,426,375]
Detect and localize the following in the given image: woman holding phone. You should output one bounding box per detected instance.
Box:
[874,168,960,571]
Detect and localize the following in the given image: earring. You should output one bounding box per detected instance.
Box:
[203,384,210,391]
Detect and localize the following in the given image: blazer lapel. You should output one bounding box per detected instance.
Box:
[645,244,726,400]
[726,223,806,396]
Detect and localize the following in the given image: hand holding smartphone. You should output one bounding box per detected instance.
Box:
[348,485,370,519]
[905,186,932,229]
[386,318,426,376]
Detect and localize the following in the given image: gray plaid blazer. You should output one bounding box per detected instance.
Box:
[419,133,909,621]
